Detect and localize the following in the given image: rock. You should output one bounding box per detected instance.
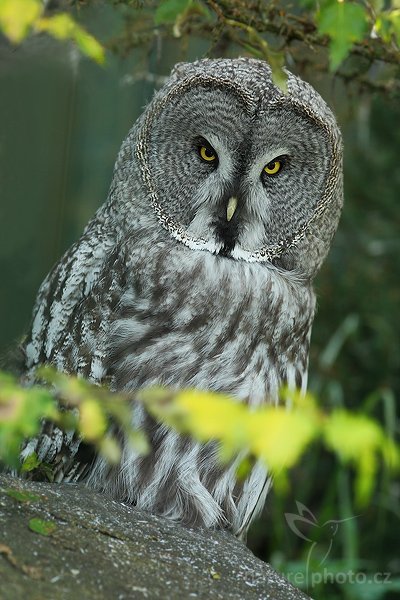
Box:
[0,475,310,600]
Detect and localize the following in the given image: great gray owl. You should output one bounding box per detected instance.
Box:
[21,58,343,537]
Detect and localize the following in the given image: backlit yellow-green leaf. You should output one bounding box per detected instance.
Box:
[248,407,318,470]
[36,14,105,64]
[1,364,399,509]
[0,1,104,63]
[147,389,320,473]
[175,390,249,454]
[323,410,389,506]
[0,0,41,43]
[78,398,107,441]
[280,387,317,411]
[127,430,150,455]
[390,9,400,43]
[36,13,75,38]
[323,410,383,463]
[144,384,400,504]
[99,436,121,464]
[73,26,105,64]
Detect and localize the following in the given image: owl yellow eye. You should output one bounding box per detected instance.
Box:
[263,160,282,176]
[199,145,217,162]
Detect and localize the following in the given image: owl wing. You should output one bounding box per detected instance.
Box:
[20,242,132,481]
[24,205,119,378]
[20,204,135,481]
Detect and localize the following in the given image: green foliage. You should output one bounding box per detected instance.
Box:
[323,409,398,504]
[36,13,105,64]
[38,366,149,463]
[28,517,57,536]
[141,386,399,507]
[0,0,41,42]
[1,368,398,511]
[151,0,400,80]
[20,451,41,473]
[316,2,369,70]
[375,7,400,44]
[1,2,399,597]
[155,0,192,26]
[5,488,41,503]
[1,0,400,87]
[0,372,56,468]
[0,368,148,472]
[0,0,104,63]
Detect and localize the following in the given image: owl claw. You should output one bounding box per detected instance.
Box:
[226,197,238,222]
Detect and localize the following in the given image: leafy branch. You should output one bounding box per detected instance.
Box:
[1,368,398,507]
[0,0,104,63]
[1,0,400,95]
[113,0,400,96]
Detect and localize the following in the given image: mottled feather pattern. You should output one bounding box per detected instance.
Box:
[21,58,343,537]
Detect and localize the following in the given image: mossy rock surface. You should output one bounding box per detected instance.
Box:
[0,474,310,600]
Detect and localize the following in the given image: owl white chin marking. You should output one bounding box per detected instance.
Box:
[21,57,343,538]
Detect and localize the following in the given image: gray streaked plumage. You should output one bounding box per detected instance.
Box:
[21,58,343,537]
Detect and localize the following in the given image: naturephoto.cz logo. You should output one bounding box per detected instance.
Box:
[283,501,392,589]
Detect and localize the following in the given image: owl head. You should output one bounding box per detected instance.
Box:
[118,58,343,279]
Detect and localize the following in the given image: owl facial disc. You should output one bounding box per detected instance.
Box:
[136,58,343,274]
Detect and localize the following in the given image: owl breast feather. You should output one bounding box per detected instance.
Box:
[104,243,315,404]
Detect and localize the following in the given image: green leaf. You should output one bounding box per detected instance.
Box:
[28,517,57,536]
[20,451,41,473]
[127,430,149,455]
[99,436,121,464]
[0,375,57,468]
[385,9,400,45]
[0,0,41,43]
[375,13,393,42]
[317,1,369,70]
[323,410,386,505]
[323,411,383,463]
[36,13,105,64]
[78,398,107,441]
[6,488,41,503]
[155,0,191,25]
[268,51,288,94]
[0,0,104,64]
[209,567,221,580]
[71,23,105,64]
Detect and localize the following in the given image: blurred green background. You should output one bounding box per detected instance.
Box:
[1,5,399,599]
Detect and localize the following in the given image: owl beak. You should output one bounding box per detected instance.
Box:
[226,197,238,222]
